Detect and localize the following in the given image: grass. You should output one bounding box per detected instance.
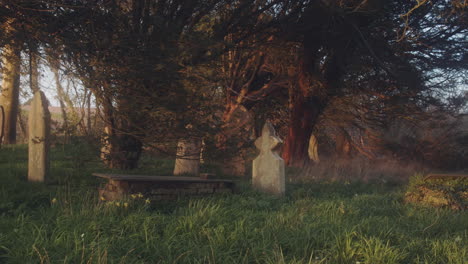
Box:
[0,143,467,263]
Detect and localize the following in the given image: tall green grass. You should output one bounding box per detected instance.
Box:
[0,143,467,263]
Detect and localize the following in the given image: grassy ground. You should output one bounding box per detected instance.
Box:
[0,143,467,264]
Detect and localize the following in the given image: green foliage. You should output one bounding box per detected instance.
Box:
[0,145,467,263]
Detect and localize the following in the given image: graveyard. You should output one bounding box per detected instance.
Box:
[1,1,468,263]
[0,143,467,263]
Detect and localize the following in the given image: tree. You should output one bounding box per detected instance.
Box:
[0,18,21,144]
[52,0,305,169]
[45,0,290,169]
[281,0,467,166]
[1,0,464,170]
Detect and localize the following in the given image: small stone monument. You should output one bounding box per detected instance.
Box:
[252,122,285,195]
[173,137,202,176]
[28,91,51,182]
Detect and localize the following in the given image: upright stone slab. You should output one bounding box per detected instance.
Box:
[28,91,51,182]
[252,122,285,195]
[173,138,202,176]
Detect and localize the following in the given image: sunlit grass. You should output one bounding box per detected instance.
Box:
[0,143,467,263]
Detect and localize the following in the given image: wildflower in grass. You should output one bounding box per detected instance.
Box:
[51,198,57,204]
[124,202,129,208]
[115,202,121,207]
[339,202,346,214]
[138,193,144,198]
[131,194,137,199]
[454,236,462,242]
[100,196,106,201]
[145,198,150,204]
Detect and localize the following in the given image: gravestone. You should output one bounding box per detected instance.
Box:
[252,122,285,195]
[28,91,51,182]
[173,138,202,176]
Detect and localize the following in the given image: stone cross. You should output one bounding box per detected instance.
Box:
[28,91,51,182]
[173,137,202,176]
[252,122,285,195]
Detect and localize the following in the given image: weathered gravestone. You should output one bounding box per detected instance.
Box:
[28,91,51,182]
[173,138,202,176]
[252,122,285,195]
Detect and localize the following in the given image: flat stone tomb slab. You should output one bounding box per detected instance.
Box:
[93,173,235,201]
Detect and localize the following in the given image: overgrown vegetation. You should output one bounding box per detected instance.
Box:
[1,144,466,263]
[405,174,468,210]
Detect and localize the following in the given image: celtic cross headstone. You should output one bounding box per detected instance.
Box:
[252,122,285,195]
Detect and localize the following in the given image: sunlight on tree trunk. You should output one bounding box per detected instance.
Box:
[86,90,92,135]
[308,134,320,163]
[283,93,324,167]
[49,58,70,142]
[0,36,21,144]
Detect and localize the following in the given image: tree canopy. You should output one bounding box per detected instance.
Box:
[0,0,466,169]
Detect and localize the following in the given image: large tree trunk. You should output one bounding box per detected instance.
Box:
[282,93,325,167]
[281,25,347,167]
[107,134,142,170]
[0,43,21,144]
[218,104,253,176]
[335,129,352,158]
[281,30,327,167]
[100,98,143,170]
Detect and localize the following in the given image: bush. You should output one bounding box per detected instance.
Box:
[405,174,468,210]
